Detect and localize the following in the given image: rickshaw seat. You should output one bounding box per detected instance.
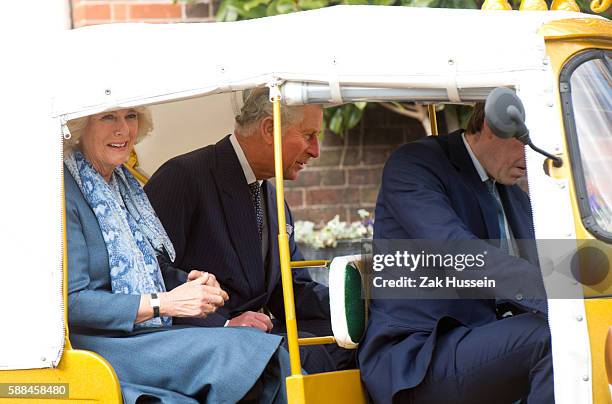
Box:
[0,345,122,403]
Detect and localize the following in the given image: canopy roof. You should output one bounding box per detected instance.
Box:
[52,5,607,119]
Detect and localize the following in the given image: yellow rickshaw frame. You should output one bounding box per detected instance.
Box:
[269,96,439,401]
[1,8,610,404]
[271,93,367,403]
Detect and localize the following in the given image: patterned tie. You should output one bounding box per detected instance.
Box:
[249,182,264,240]
[485,179,509,254]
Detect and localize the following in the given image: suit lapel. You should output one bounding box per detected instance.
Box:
[212,136,265,295]
[447,133,501,240]
[264,181,281,294]
[444,133,538,263]
[498,185,538,263]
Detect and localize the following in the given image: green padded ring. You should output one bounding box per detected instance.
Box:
[344,263,365,343]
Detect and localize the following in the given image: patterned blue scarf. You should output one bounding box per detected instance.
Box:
[65,150,175,328]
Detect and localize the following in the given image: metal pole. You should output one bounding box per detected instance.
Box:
[271,90,302,376]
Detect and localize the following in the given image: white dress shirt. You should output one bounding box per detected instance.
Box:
[462,133,518,256]
[229,134,269,259]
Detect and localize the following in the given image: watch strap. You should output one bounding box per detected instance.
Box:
[150,293,160,318]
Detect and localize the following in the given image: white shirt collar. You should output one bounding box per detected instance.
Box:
[462,132,489,183]
[229,134,262,186]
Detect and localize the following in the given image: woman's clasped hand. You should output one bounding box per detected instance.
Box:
[159,270,230,318]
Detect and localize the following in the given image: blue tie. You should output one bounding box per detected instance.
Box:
[486,179,509,254]
[249,182,263,240]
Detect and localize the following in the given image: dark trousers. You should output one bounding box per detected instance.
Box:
[395,313,554,404]
[273,318,356,373]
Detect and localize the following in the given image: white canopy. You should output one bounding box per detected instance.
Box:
[52,6,597,119]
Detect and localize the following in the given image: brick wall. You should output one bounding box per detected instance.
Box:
[69,1,433,226]
[288,105,437,225]
[71,0,216,27]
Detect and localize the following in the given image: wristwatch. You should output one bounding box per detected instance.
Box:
[150,293,161,318]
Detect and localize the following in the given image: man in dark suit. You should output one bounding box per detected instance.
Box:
[144,89,351,372]
[358,104,553,403]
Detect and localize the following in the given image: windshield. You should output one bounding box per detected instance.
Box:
[568,52,612,236]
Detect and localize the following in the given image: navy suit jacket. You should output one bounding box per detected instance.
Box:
[144,135,330,327]
[358,131,547,403]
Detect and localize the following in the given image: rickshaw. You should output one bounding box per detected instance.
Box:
[0,1,610,403]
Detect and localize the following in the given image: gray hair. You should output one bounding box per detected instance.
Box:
[63,106,154,152]
[235,88,304,135]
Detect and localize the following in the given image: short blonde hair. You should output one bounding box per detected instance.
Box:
[63,106,154,152]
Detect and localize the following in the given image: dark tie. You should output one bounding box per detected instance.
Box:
[249,182,263,240]
[485,179,509,254]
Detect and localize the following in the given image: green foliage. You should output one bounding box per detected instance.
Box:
[445,104,475,129]
[215,0,487,22]
[400,0,478,7]
[323,102,367,135]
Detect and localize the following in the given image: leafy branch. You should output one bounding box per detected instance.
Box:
[215,0,482,21]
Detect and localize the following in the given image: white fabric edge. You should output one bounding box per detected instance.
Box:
[519,70,593,404]
[329,254,363,349]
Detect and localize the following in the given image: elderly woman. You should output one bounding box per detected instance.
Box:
[64,107,290,403]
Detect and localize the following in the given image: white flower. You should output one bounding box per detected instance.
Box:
[294,210,374,249]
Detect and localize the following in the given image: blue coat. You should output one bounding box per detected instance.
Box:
[144,135,330,327]
[358,132,546,403]
[65,167,289,404]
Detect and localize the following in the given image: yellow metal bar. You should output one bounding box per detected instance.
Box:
[290,260,329,268]
[124,150,150,184]
[272,92,302,376]
[427,104,438,136]
[298,336,336,346]
[123,163,149,185]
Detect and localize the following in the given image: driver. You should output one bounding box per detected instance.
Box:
[359,102,554,403]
